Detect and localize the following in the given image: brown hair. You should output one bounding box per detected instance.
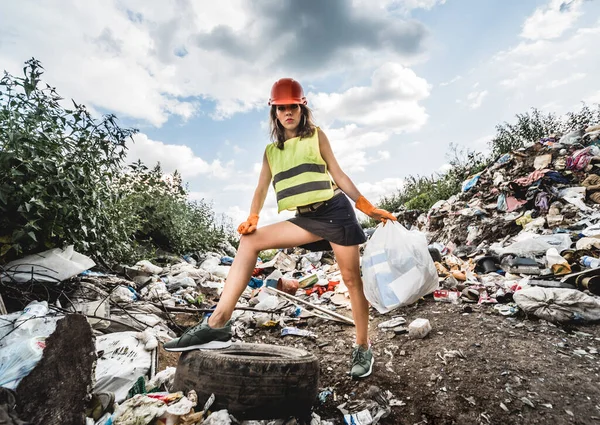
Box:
[269,104,317,150]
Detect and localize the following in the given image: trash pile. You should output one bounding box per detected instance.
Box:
[2,124,600,424]
[0,244,369,424]
[406,124,600,322]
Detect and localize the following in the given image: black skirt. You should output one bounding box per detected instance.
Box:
[288,192,367,252]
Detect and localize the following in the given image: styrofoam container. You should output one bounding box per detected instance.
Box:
[408,318,431,339]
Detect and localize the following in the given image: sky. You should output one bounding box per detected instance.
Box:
[1,0,600,227]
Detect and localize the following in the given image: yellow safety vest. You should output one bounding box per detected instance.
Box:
[266,128,334,212]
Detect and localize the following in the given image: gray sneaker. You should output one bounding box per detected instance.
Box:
[163,319,232,352]
[350,345,374,378]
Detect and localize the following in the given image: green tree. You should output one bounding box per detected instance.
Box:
[489,108,563,158]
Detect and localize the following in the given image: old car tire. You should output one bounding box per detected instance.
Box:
[172,342,320,420]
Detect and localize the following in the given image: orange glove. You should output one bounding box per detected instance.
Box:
[237,214,259,235]
[356,196,397,223]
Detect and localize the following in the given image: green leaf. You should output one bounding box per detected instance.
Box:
[27,231,37,242]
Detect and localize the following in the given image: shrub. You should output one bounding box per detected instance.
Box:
[376,143,487,215]
[0,59,135,264]
[116,161,234,256]
[0,59,235,265]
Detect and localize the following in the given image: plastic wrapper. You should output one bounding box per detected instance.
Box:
[1,245,95,283]
[0,336,46,389]
[494,233,572,257]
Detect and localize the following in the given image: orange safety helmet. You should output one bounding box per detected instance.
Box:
[268,78,307,105]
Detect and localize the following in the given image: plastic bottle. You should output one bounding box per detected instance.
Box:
[581,256,600,268]
[14,300,49,332]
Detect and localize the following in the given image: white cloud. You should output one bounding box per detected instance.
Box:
[353,0,446,12]
[223,184,255,192]
[467,134,494,157]
[521,0,583,40]
[310,62,430,133]
[536,72,586,90]
[401,0,447,11]
[224,206,247,229]
[127,133,234,179]
[585,90,600,105]
[490,20,600,97]
[439,75,462,87]
[377,150,391,161]
[252,162,263,175]
[357,177,404,203]
[438,163,453,174]
[467,90,488,109]
[232,145,246,154]
[324,125,393,172]
[188,191,210,202]
[0,1,431,124]
[227,191,295,227]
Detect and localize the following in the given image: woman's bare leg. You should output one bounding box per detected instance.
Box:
[330,243,369,346]
[208,221,322,327]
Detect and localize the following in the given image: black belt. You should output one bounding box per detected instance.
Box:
[297,188,343,214]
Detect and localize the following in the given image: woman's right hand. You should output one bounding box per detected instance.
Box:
[237,214,259,235]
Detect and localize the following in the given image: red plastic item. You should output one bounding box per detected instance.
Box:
[305,280,339,296]
[433,289,460,303]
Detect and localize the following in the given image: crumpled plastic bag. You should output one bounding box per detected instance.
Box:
[94,332,153,402]
[135,328,159,351]
[139,281,171,302]
[1,245,95,283]
[545,248,571,275]
[514,287,600,324]
[0,337,46,390]
[203,410,233,425]
[494,233,572,257]
[362,222,438,313]
[147,367,176,392]
[134,260,163,275]
[112,394,166,425]
[166,395,195,415]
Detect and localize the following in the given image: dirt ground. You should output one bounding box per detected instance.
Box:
[160,298,600,425]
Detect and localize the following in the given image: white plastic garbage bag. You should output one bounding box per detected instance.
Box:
[0,336,46,389]
[514,287,600,323]
[134,260,163,275]
[94,332,154,402]
[1,245,95,283]
[362,222,438,313]
[494,233,572,257]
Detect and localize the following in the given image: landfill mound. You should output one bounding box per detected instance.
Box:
[1,125,600,424]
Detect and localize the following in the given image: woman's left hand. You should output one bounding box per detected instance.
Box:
[369,207,397,223]
[355,196,397,223]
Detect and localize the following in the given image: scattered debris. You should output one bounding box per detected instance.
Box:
[2,124,600,423]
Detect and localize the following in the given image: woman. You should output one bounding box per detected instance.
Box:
[165,78,396,378]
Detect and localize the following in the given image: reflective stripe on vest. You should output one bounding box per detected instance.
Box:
[266,128,334,212]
